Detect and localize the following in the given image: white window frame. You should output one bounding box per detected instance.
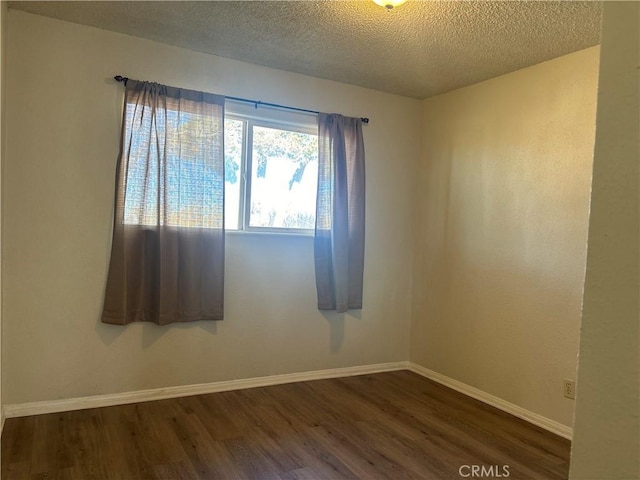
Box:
[225,101,319,235]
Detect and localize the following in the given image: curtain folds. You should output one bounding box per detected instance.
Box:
[102,80,225,325]
[315,113,366,313]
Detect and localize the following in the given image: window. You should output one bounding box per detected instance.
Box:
[120,97,318,233]
[224,102,319,234]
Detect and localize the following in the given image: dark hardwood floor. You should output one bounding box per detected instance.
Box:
[1,371,570,479]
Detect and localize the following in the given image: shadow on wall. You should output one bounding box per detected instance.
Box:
[95,316,219,349]
[320,309,363,353]
[95,300,362,354]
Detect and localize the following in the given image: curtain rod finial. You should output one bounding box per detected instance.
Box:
[114,75,129,85]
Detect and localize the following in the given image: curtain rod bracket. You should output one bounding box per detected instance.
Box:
[114,75,129,85]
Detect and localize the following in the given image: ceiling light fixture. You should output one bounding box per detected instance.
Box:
[373,0,408,10]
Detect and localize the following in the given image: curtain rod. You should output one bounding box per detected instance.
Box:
[114,76,369,124]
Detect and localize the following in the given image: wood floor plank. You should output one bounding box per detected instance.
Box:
[307,423,426,480]
[6,418,35,462]
[2,371,571,479]
[169,412,243,479]
[152,460,201,480]
[3,461,31,480]
[222,436,283,480]
[280,466,321,480]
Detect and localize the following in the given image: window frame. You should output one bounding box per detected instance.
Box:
[225,102,319,236]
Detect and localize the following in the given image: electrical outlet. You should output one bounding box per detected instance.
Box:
[563,379,576,399]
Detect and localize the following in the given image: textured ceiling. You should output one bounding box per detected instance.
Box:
[9,1,602,98]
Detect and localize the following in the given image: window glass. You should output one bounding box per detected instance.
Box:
[224,118,243,230]
[248,125,318,231]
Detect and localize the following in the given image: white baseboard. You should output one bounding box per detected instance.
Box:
[3,361,573,441]
[408,362,573,440]
[4,361,410,419]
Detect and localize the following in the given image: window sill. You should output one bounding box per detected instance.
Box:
[225,229,313,239]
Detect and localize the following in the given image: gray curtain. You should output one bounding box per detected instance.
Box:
[102,80,225,325]
[315,113,366,313]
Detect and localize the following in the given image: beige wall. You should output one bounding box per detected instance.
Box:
[2,11,420,405]
[412,47,600,427]
[570,2,639,478]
